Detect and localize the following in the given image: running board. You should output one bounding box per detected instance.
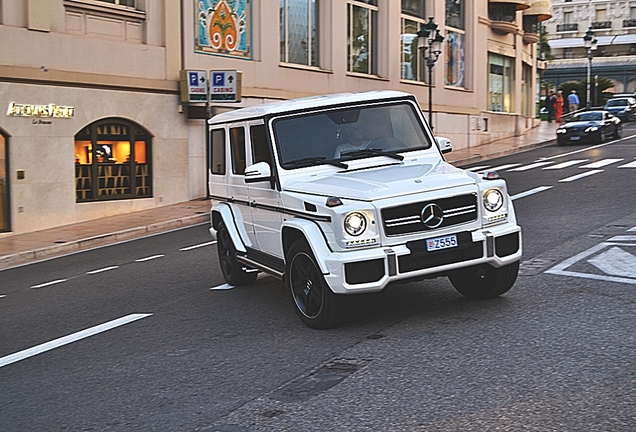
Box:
[237,255,285,280]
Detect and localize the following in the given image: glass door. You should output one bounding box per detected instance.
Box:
[0,131,9,232]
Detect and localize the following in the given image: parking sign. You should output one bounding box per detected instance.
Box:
[179,70,207,103]
[210,70,241,102]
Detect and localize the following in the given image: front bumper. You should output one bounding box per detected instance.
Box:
[322,222,522,294]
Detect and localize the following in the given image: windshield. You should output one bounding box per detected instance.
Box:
[272,102,431,169]
[573,112,603,122]
[605,99,628,107]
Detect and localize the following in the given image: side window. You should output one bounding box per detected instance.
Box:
[230,127,247,175]
[250,125,273,166]
[211,129,226,175]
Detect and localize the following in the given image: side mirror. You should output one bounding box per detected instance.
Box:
[435,136,453,154]
[244,161,272,183]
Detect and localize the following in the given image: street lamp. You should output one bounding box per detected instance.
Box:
[417,17,445,131]
[583,27,598,109]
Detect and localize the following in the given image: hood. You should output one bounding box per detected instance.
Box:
[562,120,600,129]
[282,160,476,201]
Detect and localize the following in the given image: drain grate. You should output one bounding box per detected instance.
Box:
[519,258,557,276]
[271,358,370,402]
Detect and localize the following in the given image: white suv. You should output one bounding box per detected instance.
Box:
[208,91,521,328]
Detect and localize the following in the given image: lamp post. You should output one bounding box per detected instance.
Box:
[583,27,598,109]
[417,17,445,131]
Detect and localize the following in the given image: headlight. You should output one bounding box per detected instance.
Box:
[557,128,566,134]
[344,212,367,236]
[483,189,504,212]
[585,126,599,132]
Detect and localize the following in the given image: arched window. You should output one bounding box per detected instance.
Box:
[0,129,9,232]
[74,119,152,202]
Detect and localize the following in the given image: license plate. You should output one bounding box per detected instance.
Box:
[426,234,458,252]
[569,136,581,141]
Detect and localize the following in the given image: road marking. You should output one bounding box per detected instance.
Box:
[579,158,623,169]
[508,161,554,171]
[210,284,235,290]
[618,160,636,169]
[559,170,603,183]
[628,227,636,232]
[588,246,636,278]
[30,279,67,289]
[510,186,553,201]
[180,241,215,251]
[466,165,490,172]
[546,242,636,285]
[135,255,164,262]
[608,235,636,242]
[86,266,119,275]
[538,133,636,161]
[488,163,522,171]
[542,159,589,170]
[0,313,152,369]
[0,295,6,299]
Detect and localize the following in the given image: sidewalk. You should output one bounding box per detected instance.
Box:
[0,122,558,271]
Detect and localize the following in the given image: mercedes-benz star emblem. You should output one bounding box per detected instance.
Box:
[421,203,444,228]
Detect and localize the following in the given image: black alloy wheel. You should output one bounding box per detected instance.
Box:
[286,239,347,329]
[216,221,258,286]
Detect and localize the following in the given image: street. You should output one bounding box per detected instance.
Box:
[1,124,636,431]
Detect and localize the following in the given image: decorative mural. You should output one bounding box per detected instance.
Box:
[195,0,250,59]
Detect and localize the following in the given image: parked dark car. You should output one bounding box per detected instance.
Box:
[556,110,622,145]
[603,97,636,122]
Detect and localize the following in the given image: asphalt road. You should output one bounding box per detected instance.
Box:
[1,124,635,431]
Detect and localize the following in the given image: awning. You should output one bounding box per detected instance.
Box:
[489,0,531,11]
[548,35,631,49]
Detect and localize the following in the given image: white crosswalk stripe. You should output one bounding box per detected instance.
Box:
[466,165,490,172]
[618,160,636,168]
[489,163,522,171]
[559,170,604,182]
[508,161,554,171]
[542,159,589,170]
[579,159,624,169]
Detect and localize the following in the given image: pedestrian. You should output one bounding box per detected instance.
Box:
[545,90,556,122]
[568,90,580,113]
[555,91,564,123]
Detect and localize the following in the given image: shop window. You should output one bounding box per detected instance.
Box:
[280,0,319,67]
[347,0,378,75]
[0,130,9,232]
[74,119,152,202]
[445,1,466,88]
[400,1,426,82]
[489,53,513,113]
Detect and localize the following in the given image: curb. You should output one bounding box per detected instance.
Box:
[449,139,556,167]
[0,213,210,270]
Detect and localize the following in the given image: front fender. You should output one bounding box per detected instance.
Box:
[210,203,247,253]
[282,218,331,274]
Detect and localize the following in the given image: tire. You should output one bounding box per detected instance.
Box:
[286,239,347,329]
[595,131,604,144]
[448,261,519,300]
[556,137,566,146]
[614,125,622,140]
[216,222,258,286]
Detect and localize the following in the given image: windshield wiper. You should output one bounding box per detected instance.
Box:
[286,157,348,169]
[340,148,404,161]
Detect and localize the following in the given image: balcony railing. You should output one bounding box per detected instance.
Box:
[623,19,636,28]
[557,23,578,32]
[591,21,611,29]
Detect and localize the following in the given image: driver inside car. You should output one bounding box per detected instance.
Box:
[333,124,370,158]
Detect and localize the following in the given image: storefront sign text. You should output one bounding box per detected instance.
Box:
[6,102,75,118]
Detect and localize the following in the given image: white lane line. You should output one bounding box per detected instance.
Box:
[542,159,589,170]
[579,159,623,169]
[0,295,6,299]
[86,266,119,275]
[510,186,553,201]
[618,160,636,169]
[0,313,152,369]
[488,163,522,171]
[538,133,636,161]
[508,161,554,171]
[210,283,235,290]
[135,255,164,262]
[30,279,67,289]
[559,170,603,183]
[608,235,636,242]
[180,241,215,251]
[466,165,490,172]
[628,227,636,232]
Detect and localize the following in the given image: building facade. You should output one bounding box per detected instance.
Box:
[543,0,636,94]
[1,0,550,235]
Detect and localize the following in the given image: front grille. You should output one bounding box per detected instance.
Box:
[382,194,478,236]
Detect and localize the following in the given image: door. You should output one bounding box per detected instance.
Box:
[246,122,284,258]
[0,131,9,232]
